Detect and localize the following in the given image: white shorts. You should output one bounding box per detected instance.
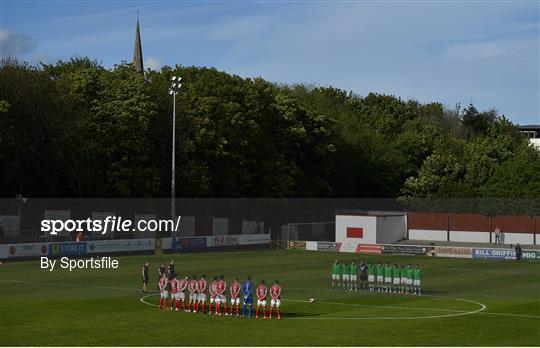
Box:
[350,275,357,281]
[368,275,375,282]
[385,277,392,284]
[332,274,340,280]
[189,293,197,301]
[377,276,383,283]
[231,297,240,305]
[401,277,407,284]
[413,279,421,286]
[342,274,350,281]
[178,292,185,300]
[271,299,281,307]
[219,294,227,302]
[210,296,217,303]
[171,292,180,299]
[198,293,206,302]
[257,299,267,307]
[393,278,400,285]
[406,279,413,285]
[160,291,168,299]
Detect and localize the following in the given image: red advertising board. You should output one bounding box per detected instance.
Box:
[356,244,381,254]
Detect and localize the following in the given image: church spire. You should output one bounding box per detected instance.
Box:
[133,11,144,73]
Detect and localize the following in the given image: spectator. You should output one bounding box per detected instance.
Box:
[515,243,523,261]
[494,227,501,244]
[499,231,505,244]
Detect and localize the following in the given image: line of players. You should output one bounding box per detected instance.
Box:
[331,260,423,295]
[158,273,283,319]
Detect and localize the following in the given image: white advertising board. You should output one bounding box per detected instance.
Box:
[8,243,49,257]
[87,239,154,253]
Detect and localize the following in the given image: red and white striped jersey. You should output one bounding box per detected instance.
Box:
[209,281,218,297]
[256,284,268,301]
[197,278,207,293]
[230,282,241,298]
[178,278,188,292]
[159,277,168,291]
[270,284,281,299]
[217,280,227,295]
[170,278,179,294]
[188,279,198,294]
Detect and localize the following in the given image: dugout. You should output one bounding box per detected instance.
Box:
[335,210,407,247]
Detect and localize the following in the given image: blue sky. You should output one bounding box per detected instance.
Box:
[1,0,539,125]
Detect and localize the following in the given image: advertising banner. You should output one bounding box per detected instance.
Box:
[48,242,87,257]
[356,244,382,254]
[8,243,49,257]
[381,244,435,256]
[522,250,540,261]
[317,242,339,251]
[433,246,472,259]
[339,242,358,253]
[174,237,208,251]
[87,239,154,253]
[472,248,515,260]
[238,234,270,245]
[212,235,240,247]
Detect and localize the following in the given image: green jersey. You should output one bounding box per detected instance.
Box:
[393,267,401,278]
[349,264,357,276]
[406,267,414,279]
[413,268,422,280]
[331,263,340,275]
[376,265,384,276]
[367,264,374,276]
[384,266,392,278]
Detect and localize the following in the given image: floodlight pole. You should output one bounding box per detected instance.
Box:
[171,90,176,221]
[169,77,182,222]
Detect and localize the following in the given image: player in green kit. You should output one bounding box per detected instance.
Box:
[367,262,375,291]
[400,265,407,294]
[383,262,393,293]
[405,264,414,294]
[331,260,341,289]
[392,264,401,293]
[348,261,358,291]
[413,264,422,295]
[342,262,348,290]
[376,262,384,292]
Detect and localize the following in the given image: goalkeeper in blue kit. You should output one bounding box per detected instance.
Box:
[241,276,254,318]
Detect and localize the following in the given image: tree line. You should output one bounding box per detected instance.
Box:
[1,58,539,200]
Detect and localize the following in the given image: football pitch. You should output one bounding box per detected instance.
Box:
[1,249,539,346]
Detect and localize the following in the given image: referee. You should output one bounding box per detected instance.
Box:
[141,261,149,293]
[359,261,368,291]
[515,243,523,261]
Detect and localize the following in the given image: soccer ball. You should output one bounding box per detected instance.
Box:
[309,298,314,303]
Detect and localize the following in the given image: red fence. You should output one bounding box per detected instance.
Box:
[408,212,539,234]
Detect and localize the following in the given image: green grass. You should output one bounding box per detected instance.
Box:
[1,249,539,346]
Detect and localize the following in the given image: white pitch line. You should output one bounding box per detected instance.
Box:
[138,292,486,320]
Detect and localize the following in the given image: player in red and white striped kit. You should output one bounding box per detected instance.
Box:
[229,278,241,316]
[187,275,198,312]
[196,274,208,313]
[216,275,227,316]
[169,276,180,311]
[255,279,268,319]
[208,276,219,315]
[158,274,169,310]
[269,280,282,320]
[178,276,188,311]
